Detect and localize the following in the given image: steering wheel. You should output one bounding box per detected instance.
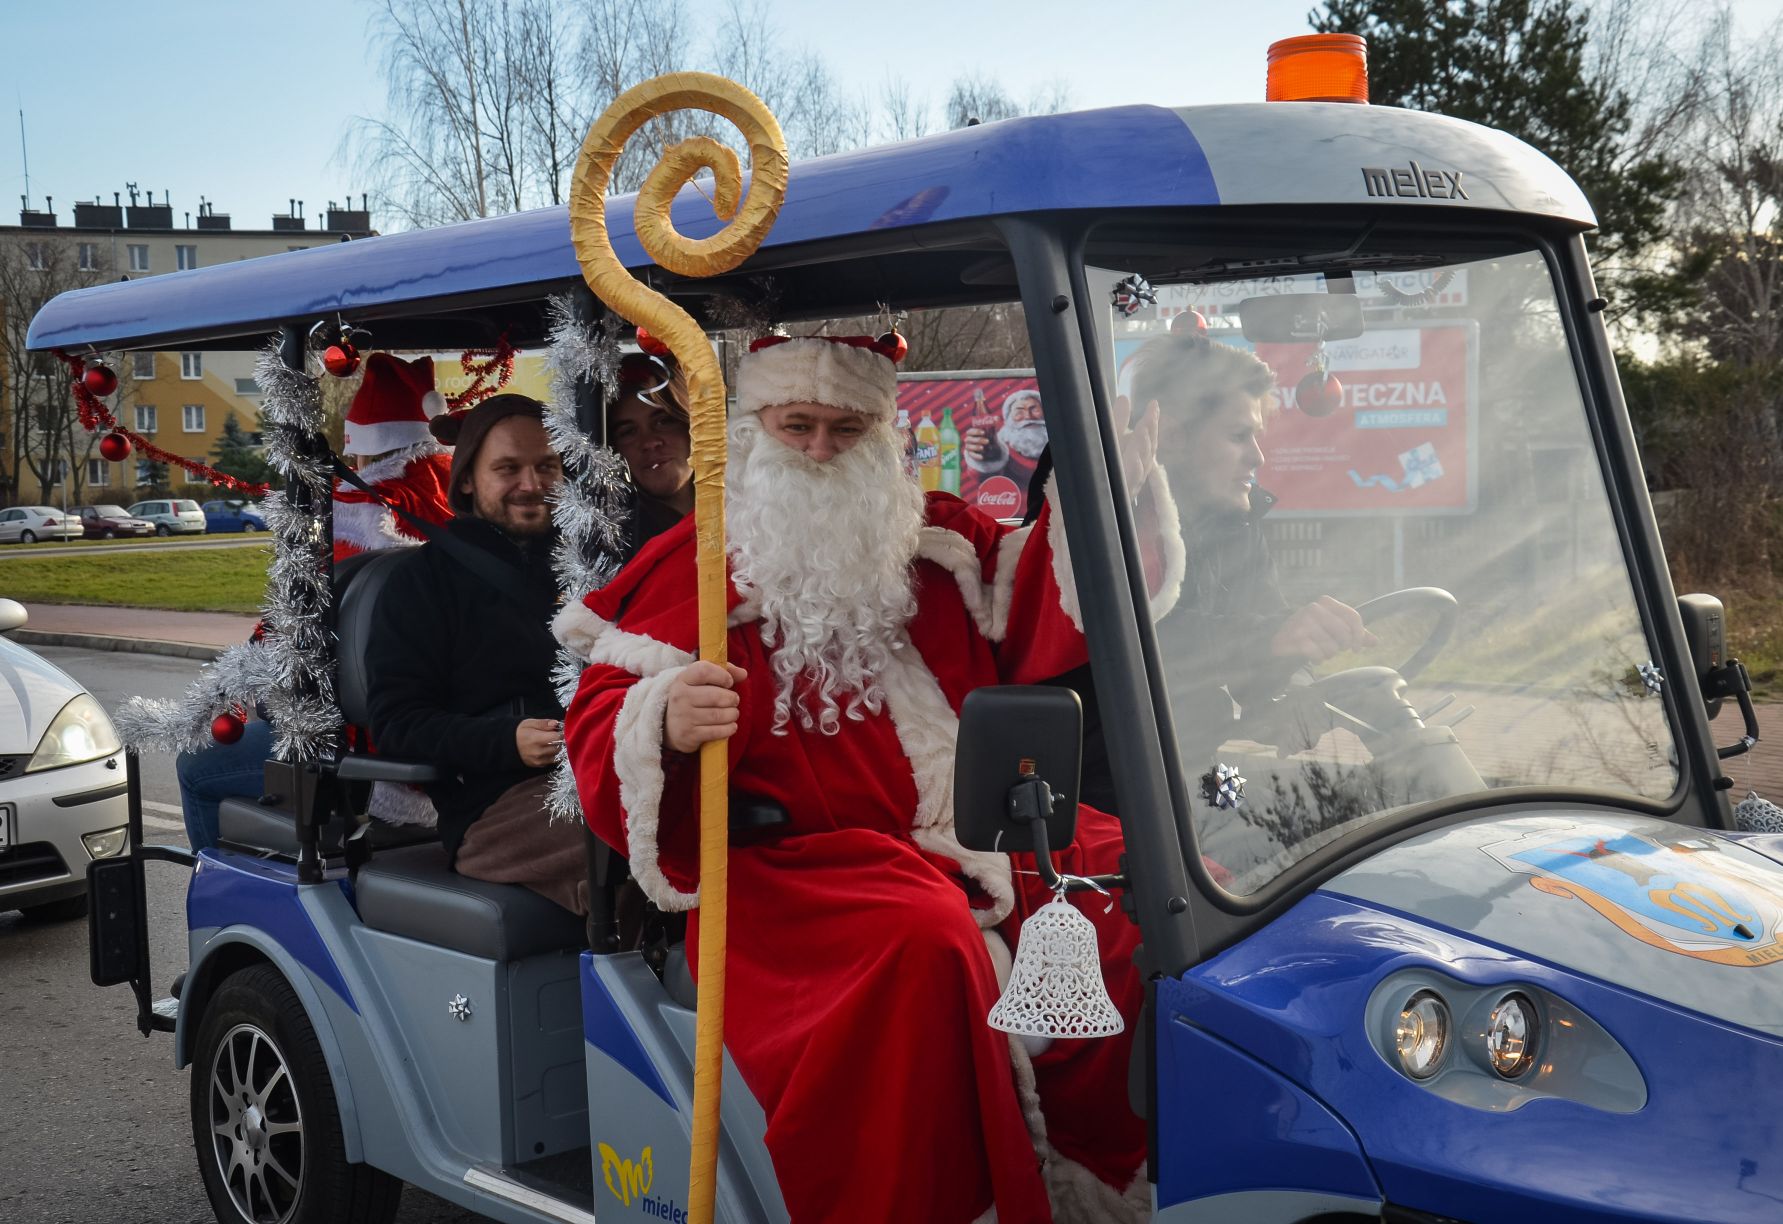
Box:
[1346,586,1458,683]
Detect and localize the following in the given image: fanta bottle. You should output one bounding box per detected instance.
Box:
[915,413,942,491]
[939,407,962,495]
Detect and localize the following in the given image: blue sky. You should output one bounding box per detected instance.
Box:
[8,0,1783,232]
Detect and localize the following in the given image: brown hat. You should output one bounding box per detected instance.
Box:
[434,393,547,513]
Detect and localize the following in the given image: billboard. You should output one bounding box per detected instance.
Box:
[895,372,1044,521]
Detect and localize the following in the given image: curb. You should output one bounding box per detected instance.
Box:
[13,629,225,662]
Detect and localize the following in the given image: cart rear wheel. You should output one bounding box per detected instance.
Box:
[191,964,400,1224]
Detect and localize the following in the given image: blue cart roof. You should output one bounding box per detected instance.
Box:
[27,102,1590,353]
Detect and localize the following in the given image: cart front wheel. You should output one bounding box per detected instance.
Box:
[191,964,400,1224]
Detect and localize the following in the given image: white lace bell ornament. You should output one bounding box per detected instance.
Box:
[1735,791,1783,834]
[987,890,1124,1039]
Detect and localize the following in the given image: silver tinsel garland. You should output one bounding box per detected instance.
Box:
[541,295,635,823]
[112,341,343,761]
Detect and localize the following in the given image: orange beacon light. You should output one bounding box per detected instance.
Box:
[1267,33,1370,104]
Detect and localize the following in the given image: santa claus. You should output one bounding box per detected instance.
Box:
[964,387,1049,491]
[558,335,1181,1224]
[331,352,453,563]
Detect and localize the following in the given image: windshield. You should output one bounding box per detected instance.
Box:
[1086,237,1678,896]
[91,506,128,516]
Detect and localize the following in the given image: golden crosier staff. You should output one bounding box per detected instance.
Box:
[568,72,787,1224]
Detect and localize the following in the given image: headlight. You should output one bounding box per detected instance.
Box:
[1485,992,1540,1079]
[27,694,122,772]
[1393,989,1451,1080]
[82,827,128,859]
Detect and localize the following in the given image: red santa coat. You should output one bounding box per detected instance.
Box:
[331,444,454,564]
[560,481,1185,1224]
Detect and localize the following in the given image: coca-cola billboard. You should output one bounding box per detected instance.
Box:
[896,372,1044,522]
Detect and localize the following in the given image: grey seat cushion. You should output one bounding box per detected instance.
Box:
[217,797,437,857]
[354,842,585,961]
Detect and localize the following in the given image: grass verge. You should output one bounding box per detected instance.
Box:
[0,544,271,614]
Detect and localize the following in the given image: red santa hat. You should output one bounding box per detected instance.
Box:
[736,335,902,421]
[344,353,448,455]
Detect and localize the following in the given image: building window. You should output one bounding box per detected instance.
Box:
[135,404,158,433]
[128,244,150,272]
[182,404,206,433]
[48,458,69,483]
[176,245,198,271]
[132,352,156,380]
[87,459,109,487]
[233,377,262,396]
[180,352,202,379]
[79,243,98,271]
[135,460,157,486]
[26,242,48,271]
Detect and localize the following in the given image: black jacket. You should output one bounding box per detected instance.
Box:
[364,517,564,861]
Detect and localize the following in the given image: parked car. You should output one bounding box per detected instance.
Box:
[74,505,155,539]
[0,599,128,921]
[0,506,82,544]
[200,499,267,533]
[124,498,206,536]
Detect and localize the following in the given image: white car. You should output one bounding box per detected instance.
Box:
[0,506,82,544]
[125,498,208,536]
[0,600,129,920]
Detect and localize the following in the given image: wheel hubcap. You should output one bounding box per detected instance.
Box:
[208,1023,303,1223]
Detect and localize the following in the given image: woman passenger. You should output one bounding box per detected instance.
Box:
[606,353,693,553]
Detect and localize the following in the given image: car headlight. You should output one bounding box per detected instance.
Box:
[1393,989,1451,1080]
[1485,992,1540,1079]
[27,693,122,772]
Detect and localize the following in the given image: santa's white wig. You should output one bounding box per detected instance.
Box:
[726,410,925,735]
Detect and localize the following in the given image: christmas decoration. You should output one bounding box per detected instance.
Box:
[1203,763,1247,810]
[1638,660,1665,695]
[1735,791,1783,834]
[1171,309,1209,335]
[540,295,635,825]
[987,889,1125,1039]
[98,431,131,462]
[1295,369,1344,418]
[876,330,908,362]
[82,361,118,397]
[1111,273,1156,318]
[448,334,518,410]
[635,324,671,356]
[58,351,270,496]
[211,710,246,744]
[323,342,360,377]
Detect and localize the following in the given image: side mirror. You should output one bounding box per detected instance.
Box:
[1678,594,1726,719]
[0,598,27,634]
[953,686,1081,854]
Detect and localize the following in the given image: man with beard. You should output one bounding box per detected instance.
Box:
[364,394,588,914]
[559,336,1180,1223]
[964,386,1049,494]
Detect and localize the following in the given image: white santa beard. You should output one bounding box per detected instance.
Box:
[1001,417,1049,460]
[727,414,925,736]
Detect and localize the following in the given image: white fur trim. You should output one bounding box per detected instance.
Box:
[331,496,413,554]
[421,389,447,418]
[1044,469,1185,632]
[877,648,1014,926]
[612,665,700,911]
[726,592,760,628]
[736,338,896,421]
[344,417,437,456]
[988,525,1032,643]
[970,1211,997,1224]
[368,781,438,827]
[915,526,993,638]
[552,601,694,677]
[351,439,445,484]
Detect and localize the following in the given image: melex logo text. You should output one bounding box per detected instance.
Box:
[1362,162,1469,200]
[599,1143,689,1220]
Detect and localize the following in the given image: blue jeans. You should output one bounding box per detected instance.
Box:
[174,719,275,852]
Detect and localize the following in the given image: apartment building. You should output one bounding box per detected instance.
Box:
[1,190,372,500]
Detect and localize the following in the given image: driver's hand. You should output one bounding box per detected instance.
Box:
[1270,596,1377,663]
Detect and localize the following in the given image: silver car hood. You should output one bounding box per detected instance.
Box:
[0,634,82,754]
[1324,811,1783,1037]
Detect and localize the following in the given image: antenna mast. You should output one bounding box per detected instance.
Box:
[17,106,29,209]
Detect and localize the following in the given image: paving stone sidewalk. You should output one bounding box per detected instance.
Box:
[10,602,257,659]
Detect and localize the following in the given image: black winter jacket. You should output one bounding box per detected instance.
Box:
[364,517,564,861]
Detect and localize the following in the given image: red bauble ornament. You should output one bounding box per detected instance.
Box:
[98,432,132,462]
[82,362,119,397]
[1171,310,1209,336]
[876,331,909,362]
[635,325,671,357]
[323,343,360,377]
[210,711,246,745]
[1295,370,1345,418]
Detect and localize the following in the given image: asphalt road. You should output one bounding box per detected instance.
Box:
[0,647,480,1224]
